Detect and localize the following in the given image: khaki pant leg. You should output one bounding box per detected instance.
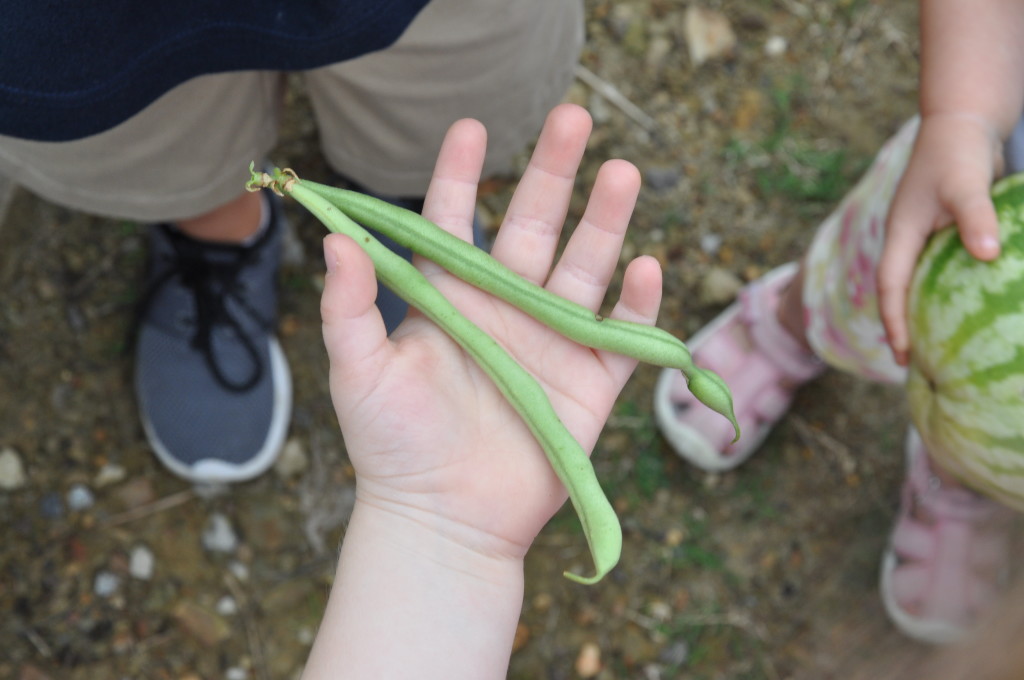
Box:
[0,72,284,221]
[304,0,585,197]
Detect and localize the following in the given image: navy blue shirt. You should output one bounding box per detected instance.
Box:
[0,1,430,141]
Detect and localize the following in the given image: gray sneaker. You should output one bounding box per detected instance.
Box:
[134,190,292,483]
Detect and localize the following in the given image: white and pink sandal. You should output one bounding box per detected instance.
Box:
[880,428,1015,644]
[654,262,825,471]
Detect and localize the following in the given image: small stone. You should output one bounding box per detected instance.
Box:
[664,527,685,548]
[225,667,248,680]
[94,570,121,598]
[215,595,238,616]
[699,267,743,306]
[129,545,155,580]
[532,592,554,612]
[66,483,95,511]
[684,6,737,66]
[575,641,602,678]
[172,600,232,647]
[112,476,155,509]
[646,35,674,73]
[297,626,316,645]
[660,640,690,667]
[733,89,764,132]
[93,463,127,488]
[699,233,724,257]
[0,447,27,490]
[647,600,673,622]
[607,3,638,40]
[765,35,787,57]
[274,438,309,479]
[228,561,250,582]
[39,492,64,519]
[201,512,239,554]
[644,166,682,192]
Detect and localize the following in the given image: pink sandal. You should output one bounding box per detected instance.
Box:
[880,428,1014,644]
[653,263,825,471]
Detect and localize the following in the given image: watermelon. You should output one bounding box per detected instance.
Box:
[907,172,1024,510]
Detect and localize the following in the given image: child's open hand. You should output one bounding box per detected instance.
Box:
[319,102,656,567]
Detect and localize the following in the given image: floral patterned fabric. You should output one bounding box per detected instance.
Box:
[801,117,920,384]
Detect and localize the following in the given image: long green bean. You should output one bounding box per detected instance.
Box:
[298,178,739,440]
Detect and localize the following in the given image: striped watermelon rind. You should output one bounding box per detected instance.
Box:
[907,172,1024,509]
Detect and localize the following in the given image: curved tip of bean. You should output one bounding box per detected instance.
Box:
[686,368,741,442]
[563,568,610,586]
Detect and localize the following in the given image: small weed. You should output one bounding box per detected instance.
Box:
[728,75,867,203]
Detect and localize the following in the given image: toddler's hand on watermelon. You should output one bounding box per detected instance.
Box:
[879,113,1004,366]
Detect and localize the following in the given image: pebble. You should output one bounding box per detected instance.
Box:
[274,438,309,479]
[93,462,127,488]
[66,483,95,511]
[39,492,64,519]
[607,3,638,41]
[225,667,248,680]
[172,600,232,647]
[644,166,682,192]
[660,640,689,666]
[575,641,602,678]
[94,570,121,598]
[765,35,788,57]
[699,233,723,256]
[647,600,673,623]
[129,545,155,580]
[228,560,250,582]
[699,266,743,306]
[684,6,737,66]
[215,595,238,616]
[201,512,239,554]
[0,447,27,490]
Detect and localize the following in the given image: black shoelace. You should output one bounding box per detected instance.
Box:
[134,226,273,393]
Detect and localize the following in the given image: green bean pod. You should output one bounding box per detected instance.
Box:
[248,167,620,584]
[299,180,739,441]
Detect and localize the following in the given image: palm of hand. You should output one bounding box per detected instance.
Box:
[333,287,619,559]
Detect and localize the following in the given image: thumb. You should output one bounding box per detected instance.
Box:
[321,233,390,381]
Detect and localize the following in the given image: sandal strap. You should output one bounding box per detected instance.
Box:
[904,434,1006,522]
[738,274,825,382]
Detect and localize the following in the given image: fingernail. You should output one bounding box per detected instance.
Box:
[979,235,1001,256]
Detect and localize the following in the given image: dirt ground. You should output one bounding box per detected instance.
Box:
[0,1,971,678]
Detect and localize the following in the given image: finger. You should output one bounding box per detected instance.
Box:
[490,103,593,283]
[598,255,663,386]
[321,233,391,383]
[941,179,1001,261]
[545,159,641,311]
[421,117,488,250]
[877,212,934,366]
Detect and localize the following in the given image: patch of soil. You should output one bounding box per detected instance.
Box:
[2,2,949,679]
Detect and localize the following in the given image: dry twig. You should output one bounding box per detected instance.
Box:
[574,64,660,134]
